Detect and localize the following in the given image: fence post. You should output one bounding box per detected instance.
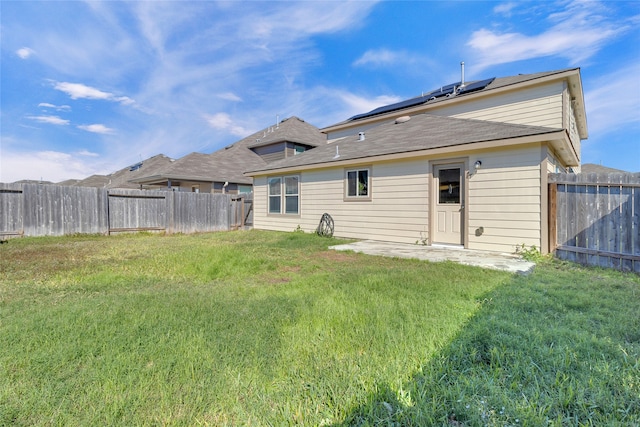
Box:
[548,182,557,253]
[167,191,174,234]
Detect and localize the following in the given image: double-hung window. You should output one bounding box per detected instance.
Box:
[345,168,370,200]
[268,175,299,214]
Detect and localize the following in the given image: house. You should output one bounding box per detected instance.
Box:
[62,154,175,189]
[130,117,324,193]
[245,68,588,254]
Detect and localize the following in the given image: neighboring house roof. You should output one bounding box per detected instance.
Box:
[57,179,81,186]
[13,179,54,185]
[131,116,323,186]
[73,174,111,188]
[323,68,587,140]
[580,163,630,174]
[70,154,175,189]
[246,113,565,175]
[248,116,325,149]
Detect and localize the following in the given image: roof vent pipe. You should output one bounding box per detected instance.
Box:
[358,132,365,141]
[460,61,466,90]
[276,114,280,129]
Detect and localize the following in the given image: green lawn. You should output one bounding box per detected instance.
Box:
[1,231,638,426]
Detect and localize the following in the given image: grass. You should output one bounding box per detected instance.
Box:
[1,230,638,426]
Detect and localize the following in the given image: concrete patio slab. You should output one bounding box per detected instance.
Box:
[329,240,535,274]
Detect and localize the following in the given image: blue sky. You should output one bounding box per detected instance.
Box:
[1,1,639,182]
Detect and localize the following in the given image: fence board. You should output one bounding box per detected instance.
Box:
[0,183,253,238]
[549,172,640,273]
[108,190,168,233]
[0,184,24,237]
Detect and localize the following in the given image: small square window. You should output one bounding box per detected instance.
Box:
[345,168,370,199]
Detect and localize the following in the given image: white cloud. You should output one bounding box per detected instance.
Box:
[76,149,100,157]
[584,63,640,136]
[335,91,402,117]
[0,149,100,183]
[493,2,517,16]
[236,1,378,40]
[26,115,70,125]
[204,113,251,137]
[78,124,115,134]
[38,102,71,112]
[53,82,134,105]
[468,1,627,71]
[16,47,35,59]
[217,92,243,102]
[353,49,405,67]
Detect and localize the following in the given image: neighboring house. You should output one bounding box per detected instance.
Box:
[246,68,588,254]
[63,154,175,189]
[130,117,324,193]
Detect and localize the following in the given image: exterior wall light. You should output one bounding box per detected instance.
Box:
[474,160,482,170]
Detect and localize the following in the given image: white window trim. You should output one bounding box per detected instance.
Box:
[267,175,300,215]
[344,167,372,201]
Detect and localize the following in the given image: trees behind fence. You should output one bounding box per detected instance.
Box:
[0,183,252,238]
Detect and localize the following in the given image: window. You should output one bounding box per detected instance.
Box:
[268,177,281,213]
[437,168,460,204]
[268,175,299,214]
[238,184,252,194]
[346,168,370,199]
[284,176,299,214]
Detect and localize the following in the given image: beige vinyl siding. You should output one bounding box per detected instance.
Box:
[255,146,546,251]
[254,159,430,244]
[433,82,564,129]
[467,145,543,252]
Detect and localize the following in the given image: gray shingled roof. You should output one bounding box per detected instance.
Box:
[247,113,562,174]
[248,116,325,149]
[73,174,111,188]
[70,154,174,189]
[131,116,324,185]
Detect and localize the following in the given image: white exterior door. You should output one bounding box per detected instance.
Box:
[433,164,464,245]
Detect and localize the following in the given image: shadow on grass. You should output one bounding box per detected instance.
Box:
[334,262,640,426]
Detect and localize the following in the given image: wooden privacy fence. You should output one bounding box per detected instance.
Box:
[0,183,253,238]
[548,173,640,273]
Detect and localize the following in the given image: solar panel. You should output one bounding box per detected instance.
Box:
[348,94,432,120]
[348,77,495,121]
[457,77,495,94]
[425,85,455,100]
